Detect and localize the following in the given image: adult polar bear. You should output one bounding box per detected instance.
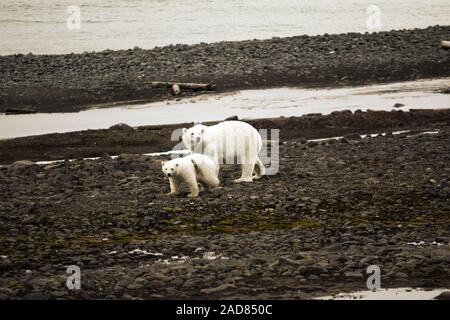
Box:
[182,121,265,183]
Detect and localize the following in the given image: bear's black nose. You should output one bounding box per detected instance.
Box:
[195,137,201,143]
[167,173,171,177]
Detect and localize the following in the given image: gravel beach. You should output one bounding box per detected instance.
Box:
[0,110,449,299]
[2,109,450,165]
[1,21,450,300]
[1,26,449,113]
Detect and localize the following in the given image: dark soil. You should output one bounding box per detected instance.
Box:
[0,110,449,299]
[1,26,449,113]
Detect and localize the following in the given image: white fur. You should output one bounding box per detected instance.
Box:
[182,121,265,183]
[161,154,220,197]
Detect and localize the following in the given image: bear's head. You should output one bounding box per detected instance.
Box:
[182,124,208,152]
[161,160,180,178]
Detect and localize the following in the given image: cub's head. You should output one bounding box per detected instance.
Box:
[182,124,207,151]
[161,160,179,178]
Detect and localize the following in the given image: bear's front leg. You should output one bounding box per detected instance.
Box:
[187,184,199,197]
[234,163,255,183]
[186,174,200,198]
[167,177,179,195]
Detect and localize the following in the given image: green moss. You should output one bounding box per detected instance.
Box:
[207,215,323,234]
[291,218,323,229]
[5,201,449,256]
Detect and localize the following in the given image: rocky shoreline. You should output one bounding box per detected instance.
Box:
[1,25,450,113]
[0,110,449,299]
[2,109,450,165]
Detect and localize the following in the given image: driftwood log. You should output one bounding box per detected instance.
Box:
[149,81,216,95]
[441,40,450,49]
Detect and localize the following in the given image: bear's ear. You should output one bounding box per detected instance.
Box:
[160,160,165,167]
[201,128,205,134]
[175,163,179,167]
[182,128,187,134]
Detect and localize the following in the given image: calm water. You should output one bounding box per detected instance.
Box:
[1,0,449,55]
[1,78,449,139]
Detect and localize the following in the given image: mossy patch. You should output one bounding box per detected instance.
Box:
[159,212,323,235]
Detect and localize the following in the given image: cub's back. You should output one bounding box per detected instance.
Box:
[189,153,216,167]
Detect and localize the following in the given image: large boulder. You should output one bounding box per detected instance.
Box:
[224,115,239,121]
[8,160,34,172]
[435,291,450,300]
[343,133,362,141]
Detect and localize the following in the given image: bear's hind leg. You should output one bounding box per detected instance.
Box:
[201,176,220,191]
[253,157,265,180]
[234,162,255,183]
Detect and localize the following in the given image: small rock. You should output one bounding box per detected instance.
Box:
[199,214,214,224]
[343,133,362,141]
[344,271,363,279]
[109,123,135,131]
[43,163,62,171]
[306,141,318,148]
[21,216,36,225]
[0,257,12,269]
[118,153,141,163]
[429,256,450,264]
[434,291,450,300]
[278,256,302,266]
[37,215,49,225]
[127,277,147,290]
[395,272,409,279]
[200,284,236,294]
[139,217,153,227]
[249,256,268,265]
[22,292,52,300]
[331,110,352,115]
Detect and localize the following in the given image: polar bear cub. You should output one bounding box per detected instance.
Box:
[161,154,220,197]
[182,121,265,183]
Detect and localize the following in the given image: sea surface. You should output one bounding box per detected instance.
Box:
[1,0,449,55]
